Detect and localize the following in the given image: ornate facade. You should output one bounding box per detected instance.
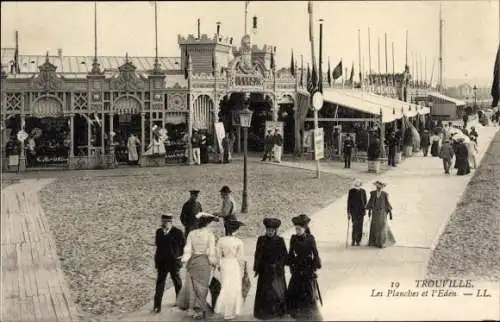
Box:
[1,33,300,171]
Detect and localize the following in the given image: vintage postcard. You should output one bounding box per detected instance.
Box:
[1,1,499,321]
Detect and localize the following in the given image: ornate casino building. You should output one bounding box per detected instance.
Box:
[1,32,302,171]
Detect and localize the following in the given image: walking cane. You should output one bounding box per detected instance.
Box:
[345,215,350,248]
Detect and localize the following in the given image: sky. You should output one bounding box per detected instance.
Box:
[1,1,499,86]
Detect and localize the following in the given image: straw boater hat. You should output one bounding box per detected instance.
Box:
[373,180,386,188]
[292,214,311,227]
[263,218,281,229]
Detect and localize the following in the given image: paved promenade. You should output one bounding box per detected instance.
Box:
[119,123,499,321]
[1,179,82,322]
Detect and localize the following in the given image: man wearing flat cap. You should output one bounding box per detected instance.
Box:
[180,190,203,237]
[253,218,287,320]
[153,214,186,313]
[213,185,237,236]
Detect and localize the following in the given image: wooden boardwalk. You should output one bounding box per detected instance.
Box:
[1,179,82,322]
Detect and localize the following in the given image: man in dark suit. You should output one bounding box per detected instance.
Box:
[153,214,186,313]
[343,134,354,168]
[180,190,202,237]
[385,131,399,167]
[347,179,367,246]
[262,130,274,162]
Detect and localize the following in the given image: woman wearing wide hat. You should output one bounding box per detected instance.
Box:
[366,181,396,248]
[214,185,238,236]
[253,218,288,320]
[286,214,323,321]
[177,212,218,320]
[214,219,246,320]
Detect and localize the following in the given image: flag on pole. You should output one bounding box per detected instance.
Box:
[308,64,318,95]
[332,60,343,80]
[491,45,500,107]
[327,58,331,87]
[349,63,354,84]
[306,64,311,86]
[290,50,295,76]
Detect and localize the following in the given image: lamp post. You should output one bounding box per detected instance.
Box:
[239,95,253,214]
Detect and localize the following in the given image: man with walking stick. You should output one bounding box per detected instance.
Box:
[347,179,367,246]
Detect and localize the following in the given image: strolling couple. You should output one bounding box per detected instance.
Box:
[347,179,395,248]
[262,128,283,163]
[254,214,323,321]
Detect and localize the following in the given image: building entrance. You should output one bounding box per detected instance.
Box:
[218,92,272,152]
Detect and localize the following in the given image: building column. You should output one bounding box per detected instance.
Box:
[87,114,92,158]
[272,102,279,122]
[187,96,193,165]
[101,112,105,153]
[141,112,145,154]
[69,114,75,157]
[109,113,115,160]
[19,115,26,171]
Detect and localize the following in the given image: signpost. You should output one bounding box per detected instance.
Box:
[311,91,323,178]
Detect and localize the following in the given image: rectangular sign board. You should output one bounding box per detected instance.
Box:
[314,128,324,160]
[214,122,225,153]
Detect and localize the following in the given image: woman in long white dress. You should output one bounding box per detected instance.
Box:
[215,220,245,320]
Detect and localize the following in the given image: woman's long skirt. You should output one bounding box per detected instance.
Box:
[214,257,243,319]
[287,271,323,321]
[176,255,212,314]
[431,141,440,157]
[368,211,396,248]
[254,268,287,320]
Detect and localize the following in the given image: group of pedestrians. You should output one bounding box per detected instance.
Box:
[347,179,396,248]
[154,186,324,321]
[429,121,480,176]
[262,128,283,163]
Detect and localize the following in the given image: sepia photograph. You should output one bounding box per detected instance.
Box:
[1,0,499,321]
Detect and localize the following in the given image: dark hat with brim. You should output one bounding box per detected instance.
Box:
[196,212,219,226]
[374,180,386,187]
[226,220,245,232]
[292,214,311,227]
[220,185,231,193]
[189,190,200,195]
[263,218,281,229]
[161,214,173,221]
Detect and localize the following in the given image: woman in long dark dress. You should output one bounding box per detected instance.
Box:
[286,214,323,321]
[430,132,441,157]
[366,181,396,248]
[253,218,287,320]
[455,138,471,175]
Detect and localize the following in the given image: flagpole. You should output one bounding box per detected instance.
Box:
[392,41,395,89]
[358,29,362,91]
[244,1,249,35]
[368,27,372,88]
[378,37,381,94]
[405,30,408,68]
[384,33,388,88]
[308,1,320,179]
[425,56,427,87]
[300,54,304,87]
[153,0,160,71]
[91,1,100,74]
[319,19,324,93]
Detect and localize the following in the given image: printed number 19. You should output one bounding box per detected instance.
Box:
[391,282,400,288]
